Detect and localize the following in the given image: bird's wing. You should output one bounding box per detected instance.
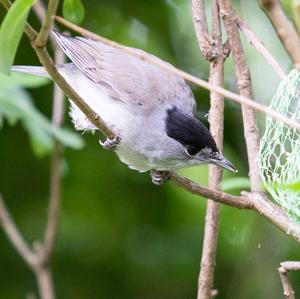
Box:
[52,31,195,112]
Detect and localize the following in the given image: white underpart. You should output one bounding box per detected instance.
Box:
[58,65,155,171]
[69,102,97,131]
[59,64,129,131]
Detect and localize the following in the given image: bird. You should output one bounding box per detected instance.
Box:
[12,31,237,185]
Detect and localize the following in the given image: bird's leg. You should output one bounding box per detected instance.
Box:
[150,170,171,185]
[99,135,121,150]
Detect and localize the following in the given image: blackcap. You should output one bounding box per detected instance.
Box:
[12,31,237,184]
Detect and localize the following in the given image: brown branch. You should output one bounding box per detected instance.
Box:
[218,0,261,192]
[0,193,55,299]
[32,3,65,298]
[0,195,54,299]
[35,0,59,47]
[41,43,65,266]
[260,0,300,68]
[278,262,300,299]
[235,16,286,80]
[35,267,55,299]
[281,262,300,271]
[33,1,58,50]
[170,174,252,209]
[54,15,300,132]
[194,1,225,298]
[192,0,215,61]
[0,194,37,268]
[170,174,300,244]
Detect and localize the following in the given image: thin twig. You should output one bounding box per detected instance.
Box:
[278,262,300,299]
[281,261,300,271]
[0,194,37,268]
[260,0,300,68]
[218,0,261,191]
[41,38,65,267]
[235,16,286,80]
[170,174,252,209]
[54,15,300,132]
[192,0,215,61]
[0,194,55,299]
[195,1,225,298]
[278,261,300,299]
[33,3,65,298]
[35,268,55,299]
[35,0,59,47]
[33,1,58,49]
[170,174,300,243]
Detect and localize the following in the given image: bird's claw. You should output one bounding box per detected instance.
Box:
[150,170,171,185]
[99,135,121,150]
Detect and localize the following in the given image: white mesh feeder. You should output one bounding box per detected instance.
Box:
[259,69,300,222]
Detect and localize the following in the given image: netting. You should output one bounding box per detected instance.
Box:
[259,69,300,222]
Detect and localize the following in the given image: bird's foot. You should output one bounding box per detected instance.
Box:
[99,135,121,150]
[150,170,171,185]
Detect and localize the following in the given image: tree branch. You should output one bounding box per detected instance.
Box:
[35,0,59,47]
[193,1,226,298]
[192,0,215,61]
[54,16,300,132]
[218,0,261,191]
[33,0,58,49]
[35,267,55,299]
[0,194,37,268]
[170,174,300,244]
[41,43,65,267]
[278,261,300,299]
[170,174,252,209]
[260,0,300,68]
[235,15,286,80]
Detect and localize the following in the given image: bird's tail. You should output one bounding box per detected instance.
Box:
[11,65,50,77]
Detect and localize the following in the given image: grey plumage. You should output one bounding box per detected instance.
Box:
[11,31,237,178]
[52,31,196,113]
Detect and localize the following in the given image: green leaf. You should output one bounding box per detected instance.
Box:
[0,87,84,157]
[0,0,37,75]
[63,0,85,25]
[221,177,251,192]
[287,181,300,191]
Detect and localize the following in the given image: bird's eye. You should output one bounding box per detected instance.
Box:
[184,145,199,157]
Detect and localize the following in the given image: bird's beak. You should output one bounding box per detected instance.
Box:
[210,153,238,173]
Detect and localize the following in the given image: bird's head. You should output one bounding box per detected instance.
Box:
[165,106,237,172]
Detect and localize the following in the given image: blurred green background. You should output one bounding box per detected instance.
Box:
[1,0,300,298]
